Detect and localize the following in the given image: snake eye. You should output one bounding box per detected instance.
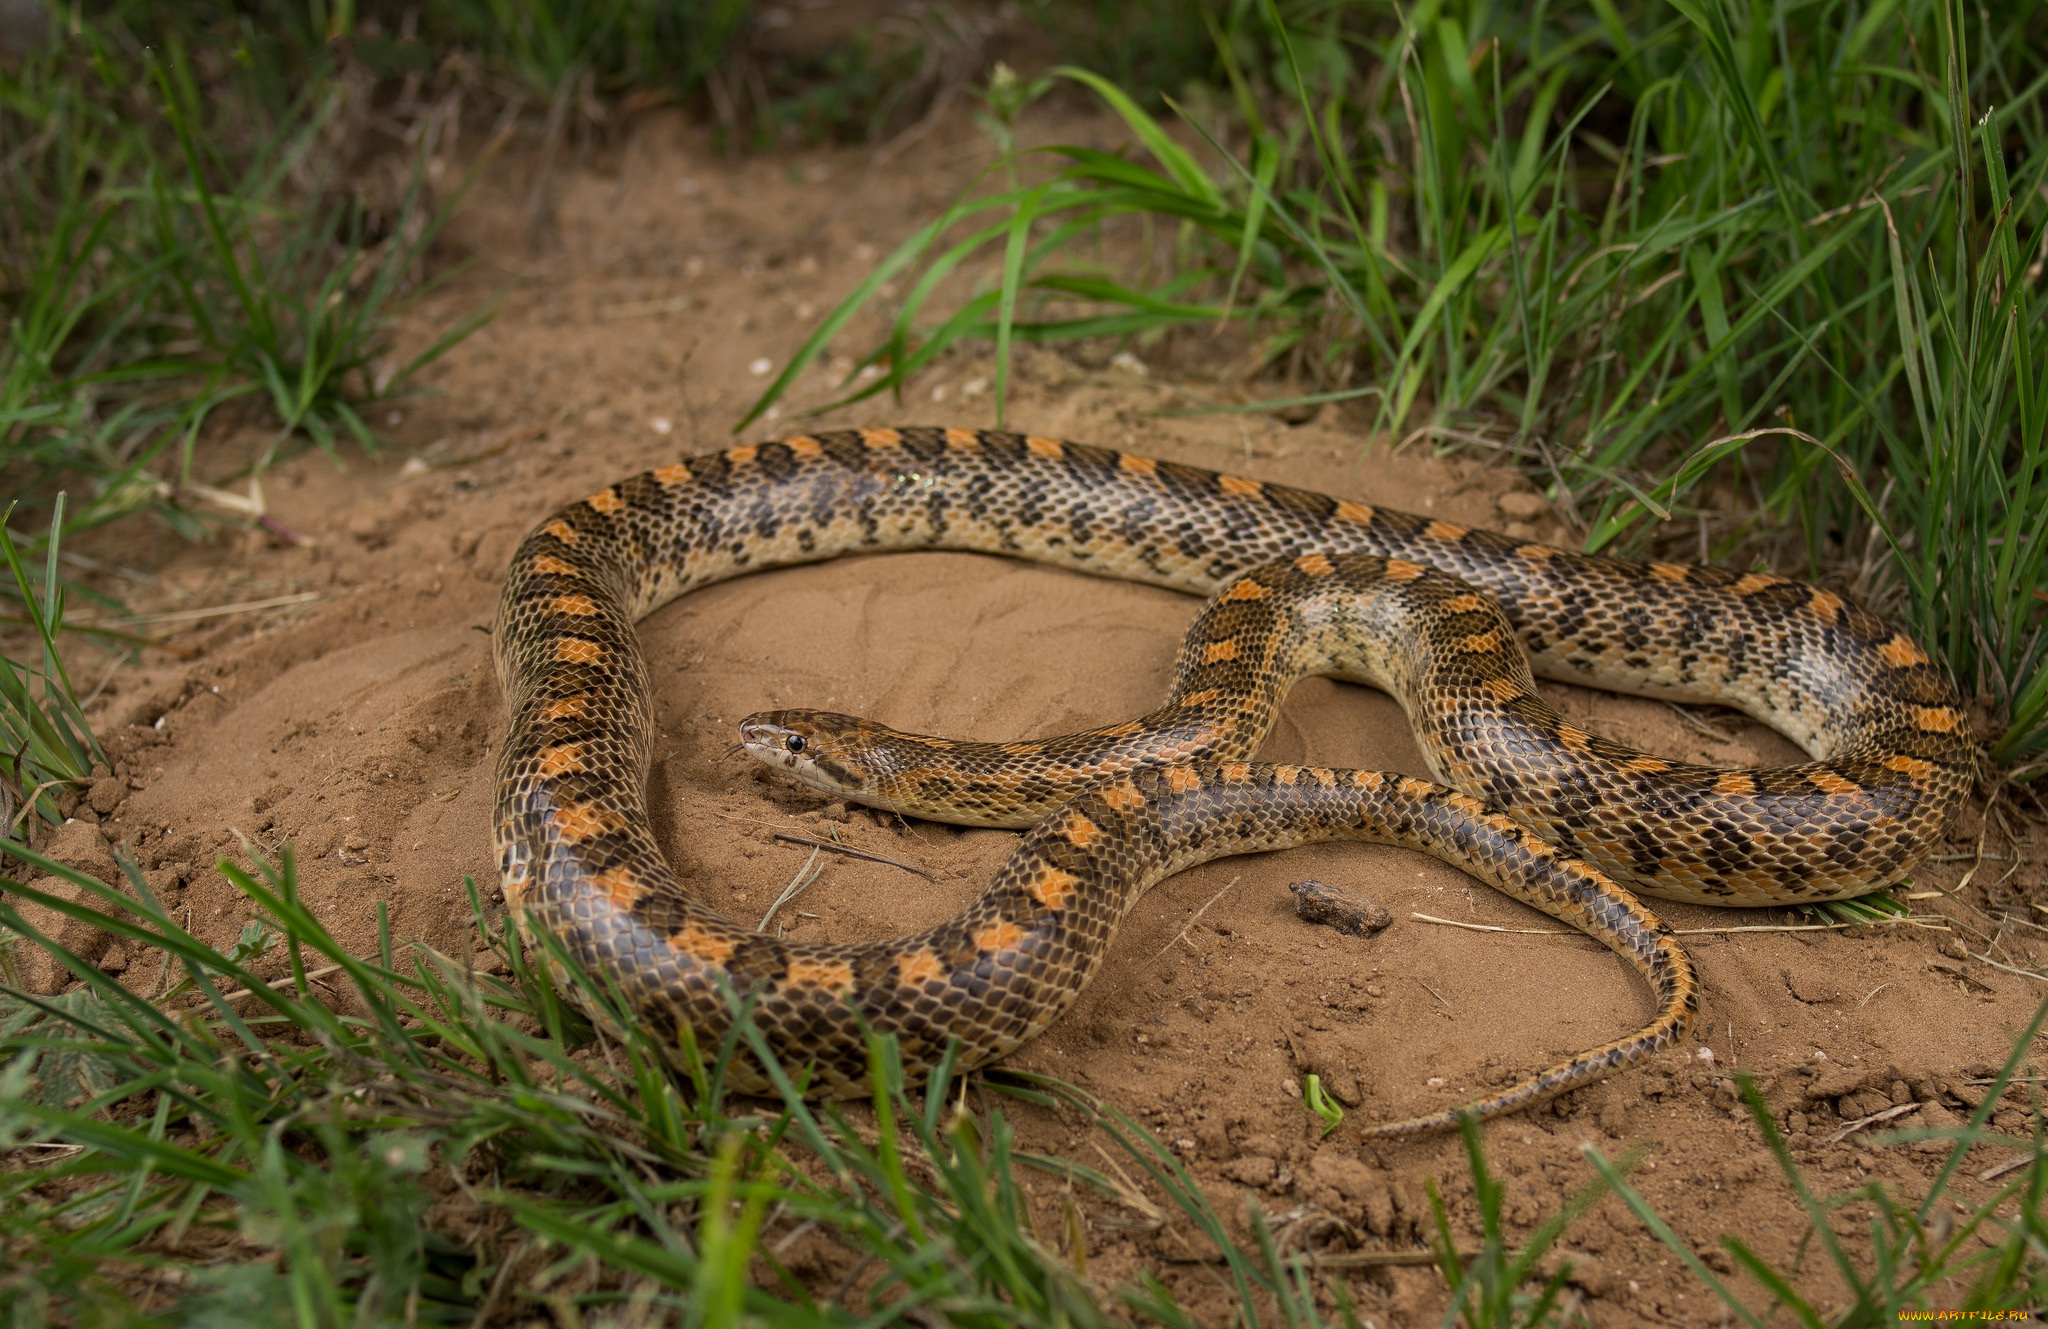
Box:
[785,734,806,753]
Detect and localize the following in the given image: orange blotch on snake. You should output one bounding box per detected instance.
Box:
[539,695,591,721]
[897,949,947,986]
[1445,792,1487,817]
[974,920,1025,953]
[1384,559,1427,581]
[1807,588,1845,624]
[1444,593,1486,613]
[532,554,579,577]
[1648,563,1689,583]
[585,488,626,515]
[1733,572,1785,595]
[1025,435,1064,458]
[944,428,980,451]
[1459,629,1505,654]
[1483,676,1525,702]
[1220,579,1269,602]
[1029,867,1079,910]
[549,802,622,843]
[670,922,738,964]
[1219,475,1263,499]
[1294,554,1336,577]
[1097,780,1148,813]
[1272,765,1296,785]
[1062,814,1100,847]
[1517,543,1559,560]
[1398,776,1435,800]
[1094,720,1143,738]
[861,429,903,451]
[1119,453,1158,476]
[1203,638,1240,663]
[1554,725,1592,755]
[1176,689,1222,707]
[550,593,599,617]
[1912,705,1964,733]
[1622,757,1672,774]
[541,519,580,544]
[1881,754,1936,783]
[1351,769,1385,788]
[1167,768,1203,794]
[1878,634,1931,668]
[1223,762,1255,782]
[1714,772,1758,797]
[1001,742,1045,756]
[1334,500,1375,524]
[726,445,758,466]
[1424,520,1469,541]
[1310,767,1336,785]
[1807,769,1862,796]
[590,866,643,906]
[783,436,824,460]
[653,462,694,486]
[536,745,584,778]
[555,638,604,665]
[787,957,856,992]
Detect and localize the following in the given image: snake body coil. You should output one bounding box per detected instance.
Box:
[493,427,1971,1131]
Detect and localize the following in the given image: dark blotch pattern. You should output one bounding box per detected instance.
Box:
[495,428,1970,1129]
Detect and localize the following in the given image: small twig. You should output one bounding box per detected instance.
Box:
[70,591,322,629]
[1978,1155,2033,1183]
[1968,950,2048,985]
[772,831,936,881]
[1930,961,1998,994]
[1820,1099,1922,1146]
[1140,876,1241,971]
[1665,703,1735,744]
[205,962,347,1005]
[758,849,824,933]
[1415,978,1452,1010]
[1411,912,1581,937]
[1858,983,1893,1009]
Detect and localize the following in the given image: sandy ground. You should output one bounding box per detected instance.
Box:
[14,101,2047,1324]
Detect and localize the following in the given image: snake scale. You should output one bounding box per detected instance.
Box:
[493,426,1972,1134]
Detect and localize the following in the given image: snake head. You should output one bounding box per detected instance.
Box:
[737,710,878,800]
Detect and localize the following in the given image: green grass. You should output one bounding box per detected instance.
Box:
[0,842,2041,1325]
[746,0,2048,771]
[0,17,488,523]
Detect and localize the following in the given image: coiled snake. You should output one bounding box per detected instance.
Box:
[493,427,1971,1134]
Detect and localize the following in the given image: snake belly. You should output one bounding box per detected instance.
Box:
[493,427,1971,1124]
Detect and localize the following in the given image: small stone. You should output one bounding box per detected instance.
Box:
[1916,1102,1960,1153]
[1288,878,1391,936]
[1221,1156,1276,1187]
[822,802,850,823]
[1940,937,1970,961]
[1563,1254,1615,1297]
[87,778,125,816]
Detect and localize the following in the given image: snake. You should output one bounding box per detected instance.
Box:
[492,426,1972,1134]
